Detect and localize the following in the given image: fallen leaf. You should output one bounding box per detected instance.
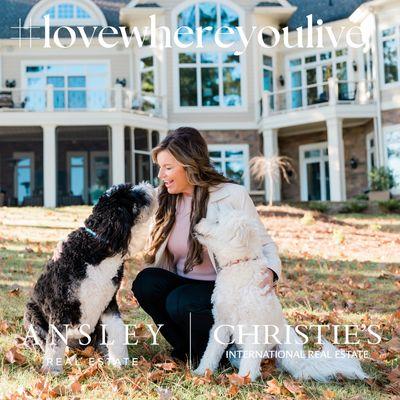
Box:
[323,389,336,399]
[226,372,251,386]
[8,287,20,297]
[155,361,178,372]
[147,370,164,382]
[4,346,26,365]
[386,337,400,353]
[265,378,281,395]
[0,320,10,334]
[283,379,303,394]
[70,381,81,394]
[49,384,67,398]
[78,345,95,358]
[227,384,239,397]
[388,366,400,383]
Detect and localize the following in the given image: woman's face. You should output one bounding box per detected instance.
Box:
[156,150,194,195]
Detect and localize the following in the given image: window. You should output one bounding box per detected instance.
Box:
[175,1,242,109]
[300,143,330,201]
[26,0,106,27]
[208,144,249,188]
[178,51,241,107]
[90,152,110,205]
[366,132,376,175]
[24,63,109,110]
[13,153,34,205]
[131,129,160,186]
[288,49,349,108]
[385,129,400,194]
[138,55,157,112]
[262,54,274,109]
[67,152,88,202]
[363,47,374,93]
[42,3,92,20]
[381,26,400,85]
[177,2,239,45]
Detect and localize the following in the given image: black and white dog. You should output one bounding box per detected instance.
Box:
[24,182,157,374]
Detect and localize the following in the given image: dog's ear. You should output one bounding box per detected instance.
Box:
[91,183,145,254]
[231,218,251,247]
[97,204,134,254]
[231,218,262,248]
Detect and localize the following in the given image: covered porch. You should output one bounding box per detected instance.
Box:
[261,117,379,203]
[0,124,166,208]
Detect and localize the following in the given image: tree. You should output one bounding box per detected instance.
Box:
[250,156,295,206]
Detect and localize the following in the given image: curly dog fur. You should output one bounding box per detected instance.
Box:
[24,182,157,374]
[193,208,367,382]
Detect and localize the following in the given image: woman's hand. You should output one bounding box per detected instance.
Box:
[258,267,276,295]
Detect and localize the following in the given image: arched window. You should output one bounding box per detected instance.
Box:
[173,1,244,109]
[24,0,107,27]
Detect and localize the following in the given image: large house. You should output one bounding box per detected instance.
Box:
[0,0,399,207]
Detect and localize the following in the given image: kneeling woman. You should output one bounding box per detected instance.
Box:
[132,127,281,364]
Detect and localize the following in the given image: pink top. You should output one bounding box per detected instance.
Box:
[167,194,216,281]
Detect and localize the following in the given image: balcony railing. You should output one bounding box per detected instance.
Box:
[0,84,166,118]
[260,78,375,117]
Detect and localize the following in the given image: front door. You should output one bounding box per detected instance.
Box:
[300,143,330,201]
[90,152,110,204]
[13,152,34,205]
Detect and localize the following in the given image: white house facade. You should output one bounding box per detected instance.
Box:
[0,0,399,207]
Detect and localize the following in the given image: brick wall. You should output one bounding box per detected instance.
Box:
[343,121,372,198]
[278,122,372,201]
[56,128,110,199]
[0,132,43,204]
[200,130,263,191]
[382,109,400,126]
[278,131,327,201]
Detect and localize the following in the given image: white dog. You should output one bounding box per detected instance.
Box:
[193,208,367,382]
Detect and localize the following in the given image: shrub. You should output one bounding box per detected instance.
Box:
[352,194,368,201]
[369,167,395,191]
[339,201,368,214]
[307,201,329,213]
[378,199,400,213]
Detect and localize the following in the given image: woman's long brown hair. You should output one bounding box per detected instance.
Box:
[144,127,233,273]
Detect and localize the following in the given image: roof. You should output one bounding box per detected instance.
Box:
[286,0,371,30]
[256,1,283,6]
[0,0,372,39]
[0,0,130,39]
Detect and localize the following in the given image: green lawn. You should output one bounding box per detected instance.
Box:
[0,206,399,399]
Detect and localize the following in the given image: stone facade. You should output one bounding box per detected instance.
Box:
[201,130,263,192]
[278,121,372,201]
[0,130,43,205]
[382,109,400,126]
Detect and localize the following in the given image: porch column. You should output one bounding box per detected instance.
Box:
[43,125,57,208]
[262,128,281,203]
[111,124,125,185]
[326,118,346,201]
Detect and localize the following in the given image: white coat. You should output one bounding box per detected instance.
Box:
[146,182,281,280]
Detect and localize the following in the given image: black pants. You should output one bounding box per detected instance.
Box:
[132,267,215,364]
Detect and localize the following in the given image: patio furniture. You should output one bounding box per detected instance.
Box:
[0,91,14,108]
[22,196,43,206]
[60,195,84,206]
[313,92,328,104]
[339,86,357,102]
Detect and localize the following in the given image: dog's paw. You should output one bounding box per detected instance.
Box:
[193,366,212,376]
[108,356,129,368]
[192,367,205,376]
[41,365,63,375]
